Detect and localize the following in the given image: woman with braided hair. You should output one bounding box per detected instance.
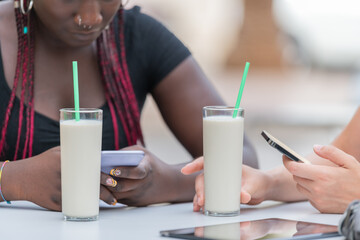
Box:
[0,0,258,211]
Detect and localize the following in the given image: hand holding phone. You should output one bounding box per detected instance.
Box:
[261,130,311,164]
[101,150,145,174]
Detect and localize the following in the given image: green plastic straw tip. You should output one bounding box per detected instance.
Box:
[233,62,250,118]
[72,61,80,121]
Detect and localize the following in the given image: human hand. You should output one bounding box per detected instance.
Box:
[4,146,63,211]
[103,145,178,206]
[3,146,116,211]
[181,157,271,212]
[283,144,360,213]
[181,157,205,211]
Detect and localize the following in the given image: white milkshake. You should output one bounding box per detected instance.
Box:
[203,107,244,216]
[60,109,102,221]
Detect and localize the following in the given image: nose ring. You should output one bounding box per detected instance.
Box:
[82,24,93,30]
[76,15,93,30]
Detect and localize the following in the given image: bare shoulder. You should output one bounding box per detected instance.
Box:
[0,1,18,87]
[0,1,14,23]
[0,1,16,42]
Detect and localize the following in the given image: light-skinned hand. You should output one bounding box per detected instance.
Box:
[283,144,360,213]
[181,157,271,212]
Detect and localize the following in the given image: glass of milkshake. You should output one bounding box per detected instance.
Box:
[60,108,103,221]
[203,106,244,217]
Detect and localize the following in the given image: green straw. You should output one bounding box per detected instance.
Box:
[233,62,250,118]
[72,61,80,121]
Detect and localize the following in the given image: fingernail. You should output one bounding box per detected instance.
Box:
[110,169,121,177]
[106,178,117,187]
[197,195,201,205]
[111,199,117,206]
[313,144,323,151]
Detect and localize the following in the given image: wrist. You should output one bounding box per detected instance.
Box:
[0,161,10,203]
[1,160,26,201]
[170,163,196,203]
[263,168,282,201]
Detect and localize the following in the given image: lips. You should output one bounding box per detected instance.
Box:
[73,29,99,35]
[71,30,101,42]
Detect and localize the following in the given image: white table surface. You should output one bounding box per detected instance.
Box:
[1,200,344,240]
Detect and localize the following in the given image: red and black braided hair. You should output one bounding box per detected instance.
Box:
[0,1,143,160]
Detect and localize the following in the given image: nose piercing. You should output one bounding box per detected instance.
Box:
[77,15,82,27]
[82,25,92,30]
[76,15,93,30]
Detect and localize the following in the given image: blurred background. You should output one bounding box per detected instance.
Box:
[127,0,360,170]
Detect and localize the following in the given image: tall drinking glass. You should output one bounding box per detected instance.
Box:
[60,108,103,221]
[203,106,244,217]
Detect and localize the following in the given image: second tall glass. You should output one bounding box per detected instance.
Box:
[203,106,244,217]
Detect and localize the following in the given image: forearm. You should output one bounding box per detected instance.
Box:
[168,162,197,203]
[331,107,360,160]
[265,166,306,202]
[243,134,258,169]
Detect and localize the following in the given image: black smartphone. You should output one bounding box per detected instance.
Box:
[261,131,311,164]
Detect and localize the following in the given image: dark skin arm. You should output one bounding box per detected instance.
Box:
[105,56,258,205]
[152,57,222,157]
[152,56,257,199]
[153,57,257,168]
[1,147,117,210]
[151,56,224,202]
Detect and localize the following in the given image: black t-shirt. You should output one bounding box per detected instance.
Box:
[0,6,191,161]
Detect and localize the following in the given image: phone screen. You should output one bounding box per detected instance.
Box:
[160,218,340,240]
